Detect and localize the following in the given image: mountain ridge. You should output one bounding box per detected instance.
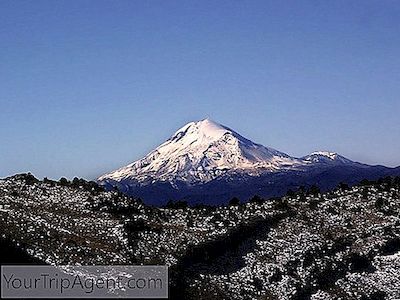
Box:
[98,119,400,204]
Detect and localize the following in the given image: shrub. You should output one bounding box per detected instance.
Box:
[380,238,400,256]
[375,197,387,210]
[348,253,375,273]
[360,291,387,300]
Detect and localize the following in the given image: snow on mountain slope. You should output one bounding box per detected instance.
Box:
[97,119,400,204]
[98,119,371,190]
[98,119,306,185]
[301,151,358,165]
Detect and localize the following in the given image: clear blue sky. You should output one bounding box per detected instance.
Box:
[1,0,399,180]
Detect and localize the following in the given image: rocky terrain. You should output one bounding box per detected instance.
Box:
[1,173,399,299]
[0,174,136,265]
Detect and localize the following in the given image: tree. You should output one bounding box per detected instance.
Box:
[249,195,264,204]
[360,179,371,186]
[43,177,56,186]
[394,176,400,187]
[308,184,320,196]
[22,173,39,185]
[286,189,295,198]
[165,200,188,209]
[298,193,307,202]
[361,188,369,199]
[228,197,240,206]
[296,186,307,202]
[59,177,70,186]
[274,198,289,210]
[72,177,82,187]
[338,182,350,191]
[298,186,306,194]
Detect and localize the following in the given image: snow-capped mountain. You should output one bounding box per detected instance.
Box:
[301,151,359,165]
[98,119,400,204]
[99,119,306,185]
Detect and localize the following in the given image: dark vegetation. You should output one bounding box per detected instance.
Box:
[164,200,189,209]
[166,176,400,299]
[2,173,400,299]
[0,236,45,265]
[170,212,293,299]
[56,176,105,194]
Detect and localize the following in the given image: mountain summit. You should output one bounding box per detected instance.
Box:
[98,119,399,205]
[99,119,303,185]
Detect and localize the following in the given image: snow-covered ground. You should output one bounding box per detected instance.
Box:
[0,174,137,265]
[1,174,399,299]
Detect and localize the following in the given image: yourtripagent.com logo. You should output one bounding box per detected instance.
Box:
[1,265,168,298]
